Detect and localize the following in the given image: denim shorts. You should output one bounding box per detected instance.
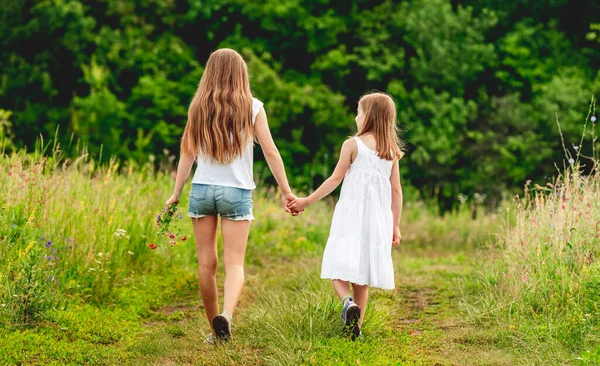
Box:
[188,184,254,221]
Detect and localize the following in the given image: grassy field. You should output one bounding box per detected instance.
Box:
[1,147,598,365]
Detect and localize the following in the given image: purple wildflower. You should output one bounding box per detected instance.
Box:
[45,241,53,248]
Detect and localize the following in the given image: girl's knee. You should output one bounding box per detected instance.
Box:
[225,263,245,273]
[199,259,218,273]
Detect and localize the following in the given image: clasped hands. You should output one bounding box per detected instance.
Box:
[281,192,308,216]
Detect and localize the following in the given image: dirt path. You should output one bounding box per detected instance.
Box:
[389,248,518,365]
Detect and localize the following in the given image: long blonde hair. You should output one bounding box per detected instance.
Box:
[357,92,405,161]
[181,48,254,163]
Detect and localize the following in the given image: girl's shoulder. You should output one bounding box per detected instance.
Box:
[343,137,358,149]
[252,97,264,121]
[252,97,263,110]
[342,137,359,163]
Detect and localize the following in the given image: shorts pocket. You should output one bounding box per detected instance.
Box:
[242,189,252,202]
[190,184,208,201]
[222,187,242,204]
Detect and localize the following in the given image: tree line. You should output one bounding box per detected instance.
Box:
[1,0,599,210]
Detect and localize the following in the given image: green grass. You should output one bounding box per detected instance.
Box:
[0,147,576,365]
[462,169,600,364]
[2,249,522,365]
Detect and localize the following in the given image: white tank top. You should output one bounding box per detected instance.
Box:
[191,98,263,190]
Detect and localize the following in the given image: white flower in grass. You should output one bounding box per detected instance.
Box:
[573,144,579,151]
[592,116,597,123]
[568,158,575,165]
[113,228,129,239]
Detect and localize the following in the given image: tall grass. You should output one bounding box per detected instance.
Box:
[1,147,172,322]
[0,143,332,326]
[462,102,600,363]
[401,200,500,250]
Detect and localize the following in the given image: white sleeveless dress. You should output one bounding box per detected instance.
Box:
[320,137,395,290]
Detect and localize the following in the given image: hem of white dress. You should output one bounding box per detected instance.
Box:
[320,275,395,290]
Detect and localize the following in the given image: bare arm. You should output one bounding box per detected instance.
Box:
[289,139,356,211]
[165,151,195,206]
[390,160,403,245]
[254,107,295,210]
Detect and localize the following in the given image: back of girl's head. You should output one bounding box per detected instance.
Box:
[181,48,253,163]
[358,92,405,160]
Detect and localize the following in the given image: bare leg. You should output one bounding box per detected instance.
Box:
[332,279,352,304]
[221,218,251,317]
[351,283,369,326]
[192,216,219,333]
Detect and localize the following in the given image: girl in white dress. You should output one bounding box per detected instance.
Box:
[289,92,404,338]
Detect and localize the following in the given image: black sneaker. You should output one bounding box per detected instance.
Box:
[341,298,361,339]
[212,311,232,341]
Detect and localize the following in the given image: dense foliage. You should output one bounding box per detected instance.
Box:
[1,0,599,209]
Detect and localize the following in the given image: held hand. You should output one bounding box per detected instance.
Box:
[392,226,401,247]
[165,194,180,211]
[281,192,300,216]
[288,197,310,214]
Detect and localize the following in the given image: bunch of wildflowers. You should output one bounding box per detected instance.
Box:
[150,203,187,250]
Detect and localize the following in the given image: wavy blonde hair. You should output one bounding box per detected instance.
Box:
[181,48,254,163]
[357,92,405,161]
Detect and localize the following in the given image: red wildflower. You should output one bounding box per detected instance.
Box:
[182,236,187,241]
[169,234,175,239]
[149,243,157,250]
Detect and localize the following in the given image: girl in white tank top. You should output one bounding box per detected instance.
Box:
[164,49,297,344]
